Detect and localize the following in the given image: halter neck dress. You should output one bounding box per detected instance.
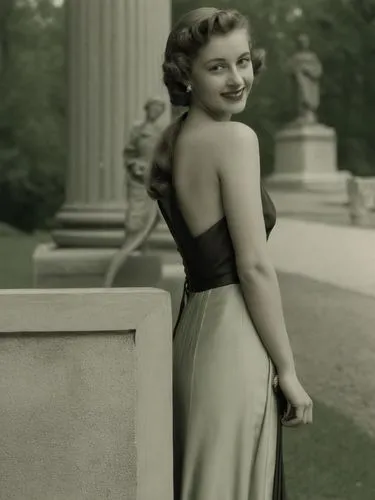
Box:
[158,178,286,500]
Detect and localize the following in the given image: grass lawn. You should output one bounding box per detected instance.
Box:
[1,232,375,499]
[0,230,50,288]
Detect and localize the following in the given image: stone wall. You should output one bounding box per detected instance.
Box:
[0,288,172,500]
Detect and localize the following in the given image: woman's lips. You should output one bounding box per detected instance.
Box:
[221,88,245,100]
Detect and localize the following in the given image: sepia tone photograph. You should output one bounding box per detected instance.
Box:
[0,0,375,499]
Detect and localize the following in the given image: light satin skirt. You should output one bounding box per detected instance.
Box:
[173,283,279,500]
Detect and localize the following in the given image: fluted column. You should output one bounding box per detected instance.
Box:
[53,0,171,247]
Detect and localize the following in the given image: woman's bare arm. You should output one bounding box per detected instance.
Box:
[215,122,295,375]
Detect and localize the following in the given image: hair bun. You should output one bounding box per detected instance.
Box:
[162,60,191,107]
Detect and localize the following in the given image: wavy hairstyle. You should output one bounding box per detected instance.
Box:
[147,7,265,200]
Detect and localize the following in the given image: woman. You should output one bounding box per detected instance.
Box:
[147,7,313,500]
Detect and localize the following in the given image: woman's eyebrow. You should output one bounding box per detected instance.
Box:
[205,51,251,64]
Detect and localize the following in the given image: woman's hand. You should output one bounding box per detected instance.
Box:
[277,370,313,427]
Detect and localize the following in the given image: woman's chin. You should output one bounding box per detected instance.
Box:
[224,99,247,115]
[233,101,247,113]
[205,99,247,120]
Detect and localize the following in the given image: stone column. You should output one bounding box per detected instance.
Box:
[33,0,175,288]
[52,0,171,248]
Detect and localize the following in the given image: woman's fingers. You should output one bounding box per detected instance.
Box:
[282,402,313,427]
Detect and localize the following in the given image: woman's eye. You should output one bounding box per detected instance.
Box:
[238,58,251,67]
[209,58,250,72]
[209,64,225,72]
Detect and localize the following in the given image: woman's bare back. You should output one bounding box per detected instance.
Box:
[173,121,225,238]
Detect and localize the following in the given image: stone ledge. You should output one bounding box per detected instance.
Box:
[33,243,163,288]
[265,171,350,193]
[275,122,336,141]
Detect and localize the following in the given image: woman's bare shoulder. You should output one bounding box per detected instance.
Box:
[183,119,256,147]
[207,122,259,175]
[203,121,258,157]
[214,120,257,138]
[229,121,258,146]
[181,121,258,174]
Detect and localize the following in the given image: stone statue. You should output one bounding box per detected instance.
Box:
[123,97,166,232]
[288,34,322,125]
[104,97,166,287]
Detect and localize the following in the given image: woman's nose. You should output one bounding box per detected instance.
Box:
[227,67,244,87]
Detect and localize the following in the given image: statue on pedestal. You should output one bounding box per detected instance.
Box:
[104,97,166,287]
[268,34,347,191]
[287,34,322,126]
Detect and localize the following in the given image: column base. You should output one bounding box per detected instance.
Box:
[51,203,126,248]
[52,206,175,249]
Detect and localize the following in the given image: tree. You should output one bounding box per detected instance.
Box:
[0,0,66,231]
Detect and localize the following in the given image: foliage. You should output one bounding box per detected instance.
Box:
[0,0,66,232]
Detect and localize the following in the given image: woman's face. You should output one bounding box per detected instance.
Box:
[189,28,254,120]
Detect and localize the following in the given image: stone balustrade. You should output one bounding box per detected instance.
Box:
[0,288,173,500]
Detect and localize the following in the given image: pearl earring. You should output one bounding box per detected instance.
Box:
[186,83,192,93]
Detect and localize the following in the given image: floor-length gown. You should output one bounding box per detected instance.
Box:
[158,180,286,500]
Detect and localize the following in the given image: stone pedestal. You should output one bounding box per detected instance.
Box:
[346,175,375,227]
[266,123,349,192]
[33,0,176,288]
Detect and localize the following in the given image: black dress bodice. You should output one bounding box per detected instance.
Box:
[157,180,277,294]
